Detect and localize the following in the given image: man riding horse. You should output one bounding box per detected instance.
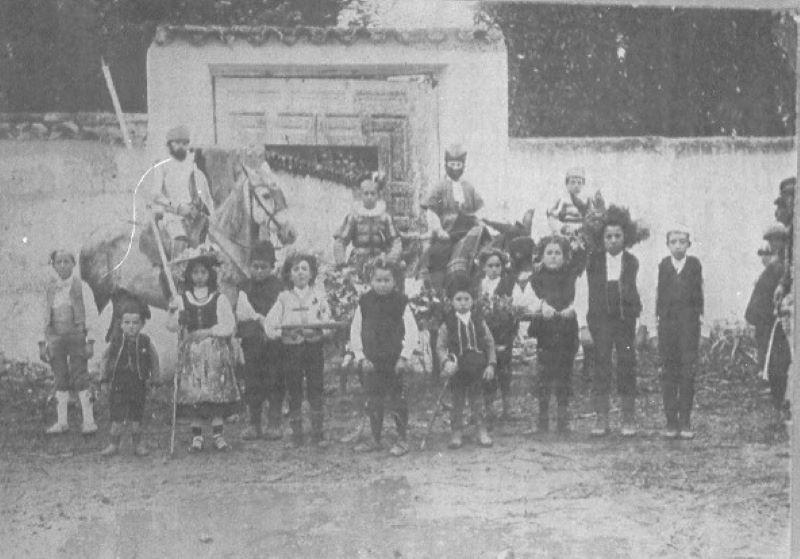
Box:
[420,144,486,291]
[148,126,214,259]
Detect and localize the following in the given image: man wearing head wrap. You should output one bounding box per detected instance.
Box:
[419,144,485,286]
[148,126,214,258]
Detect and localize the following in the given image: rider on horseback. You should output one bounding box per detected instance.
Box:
[149,126,214,259]
[419,144,485,288]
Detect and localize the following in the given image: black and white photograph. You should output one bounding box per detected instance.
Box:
[0,0,797,556]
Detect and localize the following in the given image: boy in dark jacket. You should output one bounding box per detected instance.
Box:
[437,277,497,449]
[584,209,642,437]
[100,301,159,457]
[746,244,791,425]
[235,241,284,440]
[349,257,419,456]
[656,225,704,439]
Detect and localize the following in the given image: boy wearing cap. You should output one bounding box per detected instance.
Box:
[656,226,704,439]
[148,125,214,257]
[235,241,285,440]
[547,167,593,237]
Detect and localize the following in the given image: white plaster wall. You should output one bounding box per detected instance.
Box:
[146,38,508,195]
[493,138,796,332]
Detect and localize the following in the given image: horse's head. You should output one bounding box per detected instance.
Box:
[242,162,296,246]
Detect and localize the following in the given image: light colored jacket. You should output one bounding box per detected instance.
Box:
[264,287,332,344]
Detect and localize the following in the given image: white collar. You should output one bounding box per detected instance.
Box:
[606,251,622,262]
[52,271,75,287]
[671,256,686,272]
[482,276,501,294]
[186,287,213,305]
[293,285,313,298]
[456,310,472,325]
[355,200,386,217]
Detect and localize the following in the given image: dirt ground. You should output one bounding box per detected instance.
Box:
[0,346,790,559]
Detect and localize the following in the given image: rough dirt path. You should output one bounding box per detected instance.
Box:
[0,355,790,558]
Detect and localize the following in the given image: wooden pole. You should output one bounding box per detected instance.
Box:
[792,12,800,556]
[101,57,133,150]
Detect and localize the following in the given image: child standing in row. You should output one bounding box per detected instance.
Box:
[437,278,496,449]
[529,236,580,434]
[100,301,159,456]
[40,249,101,435]
[235,241,285,441]
[265,253,332,448]
[584,209,642,437]
[656,225,704,439]
[477,249,517,423]
[169,252,239,452]
[349,258,419,456]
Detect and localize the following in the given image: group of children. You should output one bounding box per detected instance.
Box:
[39,167,718,459]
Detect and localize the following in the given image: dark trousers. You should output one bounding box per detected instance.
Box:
[451,368,484,431]
[484,348,512,404]
[283,342,325,437]
[365,359,408,442]
[755,322,791,410]
[242,340,284,428]
[48,332,90,391]
[537,347,575,411]
[109,380,146,423]
[589,315,637,414]
[659,317,699,429]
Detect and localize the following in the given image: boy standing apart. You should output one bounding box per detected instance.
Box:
[349,257,419,456]
[656,225,704,439]
[40,249,102,435]
[583,209,642,437]
[236,241,284,440]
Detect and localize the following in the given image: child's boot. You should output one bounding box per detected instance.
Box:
[448,429,463,449]
[536,386,550,434]
[662,379,679,438]
[289,419,304,448]
[448,403,464,449]
[310,411,328,448]
[100,422,122,456]
[130,422,149,456]
[241,404,263,441]
[501,395,513,421]
[78,389,98,435]
[477,417,493,448]
[556,398,570,434]
[590,394,610,437]
[620,395,637,437]
[46,391,70,434]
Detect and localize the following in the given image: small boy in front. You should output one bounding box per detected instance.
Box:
[100,301,160,456]
[349,257,419,456]
[39,249,102,435]
[656,225,704,439]
[235,241,284,441]
[437,277,496,449]
[583,209,642,437]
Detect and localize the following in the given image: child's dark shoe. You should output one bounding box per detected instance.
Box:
[354,440,382,453]
[100,443,119,457]
[188,435,204,453]
[240,425,261,441]
[212,434,230,451]
[263,426,283,441]
[448,430,463,449]
[678,429,695,440]
[388,441,409,457]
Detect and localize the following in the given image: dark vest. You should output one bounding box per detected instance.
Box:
[360,290,407,363]
[656,256,703,322]
[237,277,283,339]
[444,310,488,357]
[107,333,154,383]
[586,251,642,321]
[181,292,218,332]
